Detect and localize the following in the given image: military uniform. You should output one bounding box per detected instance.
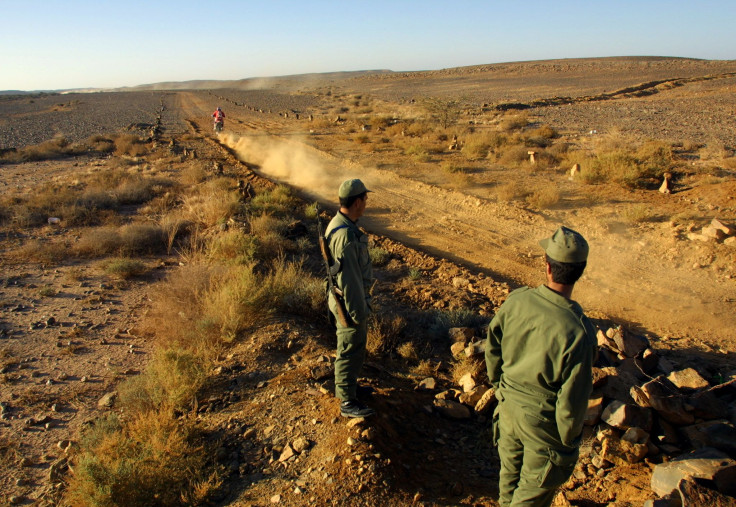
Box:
[485,227,596,506]
[326,198,373,404]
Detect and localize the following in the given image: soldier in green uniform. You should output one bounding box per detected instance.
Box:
[485,226,596,506]
[325,179,375,418]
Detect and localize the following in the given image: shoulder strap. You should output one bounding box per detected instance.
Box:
[325,224,349,240]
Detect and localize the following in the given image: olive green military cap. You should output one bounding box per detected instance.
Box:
[339,179,371,199]
[539,226,589,263]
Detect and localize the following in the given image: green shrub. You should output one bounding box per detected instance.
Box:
[369,246,390,266]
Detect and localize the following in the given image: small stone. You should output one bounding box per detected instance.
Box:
[80,376,88,383]
[97,391,117,409]
[270,494,281,503]
[417,377,436,390]
[347,437,358,446]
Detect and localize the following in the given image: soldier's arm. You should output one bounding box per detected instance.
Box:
[555,329,595,447]
[485,312,504,389]
[336,239,368,325]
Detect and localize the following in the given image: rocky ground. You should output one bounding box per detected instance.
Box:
[1,57,736,506]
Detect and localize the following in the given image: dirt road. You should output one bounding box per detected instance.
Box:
[180,91,736,350]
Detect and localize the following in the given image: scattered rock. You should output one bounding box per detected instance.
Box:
[651,447,736,497]
[417,377,436,390]
[667,368,710,391]
[97,391,117,409]
[585,397,604,426]
[474,388,497,414]
[434,399,471,419]
[292,437,310,454]
[601,400,653,431]
[458,372,476,393]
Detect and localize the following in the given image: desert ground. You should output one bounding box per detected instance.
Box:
[1,57,735,506]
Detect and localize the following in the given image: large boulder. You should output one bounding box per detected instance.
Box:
[651,448,736,497]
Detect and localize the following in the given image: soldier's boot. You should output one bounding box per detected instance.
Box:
[340,400,376,418]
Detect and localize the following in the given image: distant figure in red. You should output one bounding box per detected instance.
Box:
[212,106,225,132]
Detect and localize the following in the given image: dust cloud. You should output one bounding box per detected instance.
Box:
[221,132,368,196]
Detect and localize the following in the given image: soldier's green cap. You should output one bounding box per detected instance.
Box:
[339,178,371,199]
[539,226,589,263]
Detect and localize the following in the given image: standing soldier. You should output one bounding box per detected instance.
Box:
[325,179,375,418]
[486,226,596,506]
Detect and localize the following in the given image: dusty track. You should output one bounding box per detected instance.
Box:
[180,92,736,349]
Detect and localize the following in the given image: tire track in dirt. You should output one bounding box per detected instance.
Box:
[179,93,736,348]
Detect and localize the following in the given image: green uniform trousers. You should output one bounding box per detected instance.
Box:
[494,398,579,507]
[334,319,367,402]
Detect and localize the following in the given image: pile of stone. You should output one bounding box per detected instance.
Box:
[686,218,736,245]
[586,325,735,502]
[438,325,736,503]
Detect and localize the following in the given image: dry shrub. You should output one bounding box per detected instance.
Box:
[500,113,529,132]
[118,349,207,414]
[526,187,561,209]
[249,185,296,216]
[451,356,485,384]
[181,180,242,228]
[404,145,432,163]
[248,213,293,255]
[202,258,323,342]
[180,163,209,185]
[13,239,68,264]
[354,135,370,144]
[208,229,258,264]
[397,342,418,361]
[498,144,533,167]
[367,314,406,355]
[622,204,654,223]
[75,224,166,257]
[64,411,220,506]
[143,264,216,353]
[114,134,149,157]
[102,258,147,279]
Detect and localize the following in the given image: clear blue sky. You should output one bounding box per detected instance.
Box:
[2,0,734,91]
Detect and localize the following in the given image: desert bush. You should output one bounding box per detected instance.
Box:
[249,185,297,216]
[526,187,561,209]
[114,134,149,157]
[408,267,422,280]
[528,125,559,139]
[208,229,259,264]
[367,314,406,356]
[304,202,319,220]
[404,145,432,163]
[583,151,639,186]
[64,411,220,506]
[411,359,438,377]
[635,141,673,180]
[368,246,390,266]
[397,342,419,361]
[118,348,207,414]
[498,144,533,167]
[440,161,465,174]
[248,213,293,256]
[14,239,68,264]
[354,135,370,144]
[75,223,166,257]
[202,257,323,342]
[499,113,529,131]
[180,163,209,185]
[429,308,485,339]
[102,258,147,279]
[181,181,243,229]
[622,204,654,223]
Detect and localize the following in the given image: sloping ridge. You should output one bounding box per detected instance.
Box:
[495,71,736,110]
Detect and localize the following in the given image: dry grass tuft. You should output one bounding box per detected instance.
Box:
[64,411,220,506]
[526,187,561,209]
[367,314,406,355]
[102,258,147,279]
